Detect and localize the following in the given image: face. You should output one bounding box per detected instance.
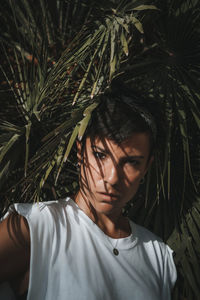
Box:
[77,132,153,218]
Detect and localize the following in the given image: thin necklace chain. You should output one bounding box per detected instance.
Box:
[74,196,125,256]
[107,228,121,256]
[107,216,131,256]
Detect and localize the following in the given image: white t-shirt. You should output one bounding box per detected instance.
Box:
[1,198,177,300]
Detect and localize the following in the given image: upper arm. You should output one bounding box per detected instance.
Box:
[0,213,30,283]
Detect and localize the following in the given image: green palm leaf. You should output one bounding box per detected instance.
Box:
[0,1,200,299]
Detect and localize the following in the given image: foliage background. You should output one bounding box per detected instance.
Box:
[0,0,200,299]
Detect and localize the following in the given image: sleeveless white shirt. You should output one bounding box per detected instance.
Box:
[1,198,177,299]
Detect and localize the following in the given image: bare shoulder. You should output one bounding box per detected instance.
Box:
[0,212,30,284]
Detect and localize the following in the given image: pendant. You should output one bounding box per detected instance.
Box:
[113,248,119,256]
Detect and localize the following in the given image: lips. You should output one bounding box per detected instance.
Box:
[98,192,120,197]
[97,192,120,202]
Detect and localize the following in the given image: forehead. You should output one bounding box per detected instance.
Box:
[85,132,151,158]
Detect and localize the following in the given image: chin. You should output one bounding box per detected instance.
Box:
[94,201,121,215]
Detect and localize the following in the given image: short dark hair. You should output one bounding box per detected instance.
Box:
[82,82,165,157]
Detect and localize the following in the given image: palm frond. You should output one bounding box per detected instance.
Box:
[0,1,200,299]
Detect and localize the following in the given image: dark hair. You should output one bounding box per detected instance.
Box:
[82,83,165,157]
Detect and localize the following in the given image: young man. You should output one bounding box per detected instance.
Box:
[0,87,177,299]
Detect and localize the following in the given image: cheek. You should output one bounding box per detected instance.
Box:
[124,168,144,185]
[81,161,102,189]
[126,175,142,197]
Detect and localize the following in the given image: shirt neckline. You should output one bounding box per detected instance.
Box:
[66,197,138,250]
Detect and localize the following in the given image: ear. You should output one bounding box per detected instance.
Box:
[76,140,82,162]
[144,155,154,175]
[148,155,154,167]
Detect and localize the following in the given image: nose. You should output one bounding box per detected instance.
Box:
[104,161,121,186]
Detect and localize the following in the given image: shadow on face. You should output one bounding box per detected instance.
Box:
[76,132,154,217]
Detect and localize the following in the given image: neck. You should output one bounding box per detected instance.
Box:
[73,191,131,238]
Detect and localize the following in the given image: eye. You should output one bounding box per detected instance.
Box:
[92,151,106,160]
[126,159,140,167]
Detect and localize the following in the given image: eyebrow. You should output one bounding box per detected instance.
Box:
[91,145,145,159]
[91,145,109,154]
